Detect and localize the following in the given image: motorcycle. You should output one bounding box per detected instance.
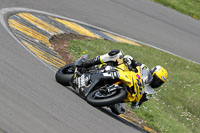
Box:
[55,55,145,107]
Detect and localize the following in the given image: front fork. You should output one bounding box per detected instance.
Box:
[99,83,123,96]
[70,67,82,94]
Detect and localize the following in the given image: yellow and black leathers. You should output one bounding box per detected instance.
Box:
[115,64,144,103]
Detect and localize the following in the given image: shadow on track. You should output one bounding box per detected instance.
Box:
[63,86,149,133]
[97,108,148,133]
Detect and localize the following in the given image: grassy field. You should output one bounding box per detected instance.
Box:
[68,38,200,133]
[154,0,200,20]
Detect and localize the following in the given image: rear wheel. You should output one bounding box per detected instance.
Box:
[55,64,74,86]
[87,87,127,107]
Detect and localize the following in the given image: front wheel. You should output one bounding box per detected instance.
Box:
[87,88,127,107]
[55,64,74,86]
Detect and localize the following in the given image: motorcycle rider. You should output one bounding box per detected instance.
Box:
[79,49,168,114]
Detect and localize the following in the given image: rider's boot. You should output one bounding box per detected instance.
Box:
[110,103,126,115]
[81,56,101,68]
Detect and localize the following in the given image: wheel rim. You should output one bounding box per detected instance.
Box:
[62,66,74,74]
[93,90,117,99]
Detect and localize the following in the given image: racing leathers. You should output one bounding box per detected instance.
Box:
[80,49,154,114]
[110,64,154,114]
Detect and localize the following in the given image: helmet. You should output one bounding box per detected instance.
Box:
[149,66,168,88]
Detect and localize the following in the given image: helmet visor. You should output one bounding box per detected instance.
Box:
[150,74,164,88]
[147,72,153,84]
[142,70,153,84]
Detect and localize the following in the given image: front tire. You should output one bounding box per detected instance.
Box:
[55,64,74,86]
[87,89,127,107]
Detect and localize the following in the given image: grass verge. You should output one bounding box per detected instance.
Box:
[153,0,200,20]
[68,38,200,133]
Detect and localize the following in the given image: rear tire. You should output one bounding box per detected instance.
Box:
[87,89,127,107]
[55,64,74,86]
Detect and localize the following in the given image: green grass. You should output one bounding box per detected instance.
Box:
[68,39,200,133]
[154,0,200,20]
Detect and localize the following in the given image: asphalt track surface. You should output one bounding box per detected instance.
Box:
[0,0,200,133]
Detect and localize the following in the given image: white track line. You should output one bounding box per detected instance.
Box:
[0,7,199,71]
[0,8,57,72]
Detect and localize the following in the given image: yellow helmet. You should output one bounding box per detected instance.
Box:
[150,66,168,88]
